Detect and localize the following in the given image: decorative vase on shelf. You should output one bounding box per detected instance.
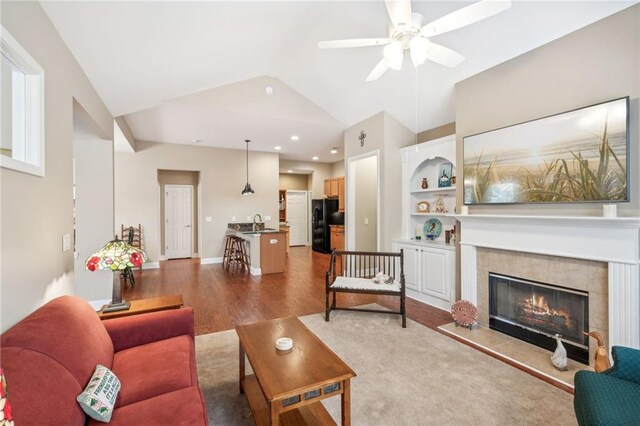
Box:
[421,178,429,189]
[435,195,447,213]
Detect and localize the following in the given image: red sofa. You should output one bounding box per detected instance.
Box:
[0,295,208,425]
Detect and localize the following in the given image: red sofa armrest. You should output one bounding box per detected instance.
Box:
[103,308,195,352]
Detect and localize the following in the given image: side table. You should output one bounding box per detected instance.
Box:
[97,295,184,320]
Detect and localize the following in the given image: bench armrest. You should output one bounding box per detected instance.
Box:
[103,308,195,352]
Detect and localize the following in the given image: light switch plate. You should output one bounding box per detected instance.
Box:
[62,234,71,252]
[206,216,212,222]
[264,215,271,221]
[231,216,236,222]
[247,216,251,221]
[364,218,369,225]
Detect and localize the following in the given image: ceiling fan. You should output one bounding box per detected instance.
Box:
[318,0,511,81]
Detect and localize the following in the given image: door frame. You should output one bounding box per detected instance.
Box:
[164,184,194,259]
[285,189,309,246]
[346,150,381,251]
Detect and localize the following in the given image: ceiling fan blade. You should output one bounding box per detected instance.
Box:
[424,42,465,68]
[385,0,413,29]
[318,38,391,49]
[421,0,511,37]
[366,58,390,82]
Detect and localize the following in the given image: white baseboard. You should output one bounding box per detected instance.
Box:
[142,262,160,270]
[250,266,262,276]
[406,289,452,312]
[201,257,223,265]
[159,255,167,261]
[88,299,110,311]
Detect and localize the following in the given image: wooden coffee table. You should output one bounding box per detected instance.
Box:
[236,317,356,425]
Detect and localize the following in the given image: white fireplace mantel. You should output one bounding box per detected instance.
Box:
[457,214,640,350]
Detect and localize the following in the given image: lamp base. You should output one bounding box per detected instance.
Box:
[102,300,131,313]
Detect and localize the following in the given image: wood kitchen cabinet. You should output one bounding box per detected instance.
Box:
[330,225,345,274]
[324,177,345,212]
[260,232,287,274]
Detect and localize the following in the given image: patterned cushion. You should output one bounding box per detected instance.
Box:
[0,367,14,426]
[330,276,401,293]
[77,365,121,423]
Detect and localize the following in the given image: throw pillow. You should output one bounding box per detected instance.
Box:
[76,365,121,423]
[0,367,14,426]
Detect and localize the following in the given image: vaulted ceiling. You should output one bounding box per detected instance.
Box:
[42,1,635,161]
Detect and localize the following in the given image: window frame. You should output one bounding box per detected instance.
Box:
[1,25,45,177]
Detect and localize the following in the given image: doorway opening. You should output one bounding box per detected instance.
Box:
[158,170,200,260]
[347,151,380,251]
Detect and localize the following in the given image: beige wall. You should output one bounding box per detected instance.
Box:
[279,173,309,191]
[417,122,455,143]
[279,159,331,199]
[455,5,640,217]
[73,122,114,303]
[158,170,199,255]
[1,2,113,331]
[344,112,415,251]
[353,155,378,251]
[331,160,345,178]
[115,141,279,262]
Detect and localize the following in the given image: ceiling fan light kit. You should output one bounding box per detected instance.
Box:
[319,0,511,81]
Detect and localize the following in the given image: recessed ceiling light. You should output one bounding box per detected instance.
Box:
[330,148,338,154]
[265,86,273,96]
[191,139,201,144]
[290,135,299,141]
[274,146,282,150]
[287,170,293,173]
[312,156,319,161]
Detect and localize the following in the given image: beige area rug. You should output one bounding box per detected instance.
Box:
[195,306,576,425]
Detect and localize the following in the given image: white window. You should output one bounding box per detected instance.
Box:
[1,25,45,176]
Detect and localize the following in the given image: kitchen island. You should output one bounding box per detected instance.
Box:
[228,224,287,275]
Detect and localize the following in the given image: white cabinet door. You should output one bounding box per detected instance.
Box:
[420,247,450,300]
[394,243,420,291]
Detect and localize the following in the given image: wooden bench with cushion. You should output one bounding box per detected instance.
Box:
[325,249,406,327]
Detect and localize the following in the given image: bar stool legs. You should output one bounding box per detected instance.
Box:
[223,235,249,272]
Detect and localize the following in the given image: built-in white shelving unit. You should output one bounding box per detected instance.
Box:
[393,135,457,311]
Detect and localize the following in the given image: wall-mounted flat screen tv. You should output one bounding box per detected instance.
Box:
[463,97,629,205]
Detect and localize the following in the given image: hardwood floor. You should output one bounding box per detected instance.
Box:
[123,246,452,336]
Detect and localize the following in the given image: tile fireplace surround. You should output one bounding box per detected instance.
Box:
[457,214,640,355]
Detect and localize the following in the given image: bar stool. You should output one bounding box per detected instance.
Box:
[223,235,249,272]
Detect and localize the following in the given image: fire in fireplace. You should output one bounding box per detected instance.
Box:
[489,273,589,364]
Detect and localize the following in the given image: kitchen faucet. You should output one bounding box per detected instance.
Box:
[253,214,263,231]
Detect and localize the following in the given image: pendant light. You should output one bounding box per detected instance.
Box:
[241,139,254,195]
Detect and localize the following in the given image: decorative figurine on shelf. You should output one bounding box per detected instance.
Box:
[415,227,422,240]
[435,195,447,213]
[421,178,429,189]
[451,176,456,185]
[552,334,568,371]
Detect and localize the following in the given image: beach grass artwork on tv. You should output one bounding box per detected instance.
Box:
[463,97,629,205]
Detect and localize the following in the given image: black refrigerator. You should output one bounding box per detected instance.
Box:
[312,199,344,253]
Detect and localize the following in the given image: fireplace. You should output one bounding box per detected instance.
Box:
[489,273,589,364]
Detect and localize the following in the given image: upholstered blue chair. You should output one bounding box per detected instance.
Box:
[574,346,640,425]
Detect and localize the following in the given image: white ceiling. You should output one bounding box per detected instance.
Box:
[42,1,636,162]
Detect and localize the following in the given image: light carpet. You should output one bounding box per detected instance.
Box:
[195,306,576,425]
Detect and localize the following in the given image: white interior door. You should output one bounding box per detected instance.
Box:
[286,190,308,246]
[165,185,193,259]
